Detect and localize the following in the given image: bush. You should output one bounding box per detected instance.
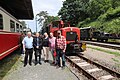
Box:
[77,18,91,27]
[98,7,120,21]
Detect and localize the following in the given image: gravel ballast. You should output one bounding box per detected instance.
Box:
[82,44,120,73]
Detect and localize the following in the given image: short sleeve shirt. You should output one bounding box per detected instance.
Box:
[22,36,33,49]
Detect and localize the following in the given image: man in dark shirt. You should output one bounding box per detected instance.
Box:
[33,33,43,65]
[42,32,49,62]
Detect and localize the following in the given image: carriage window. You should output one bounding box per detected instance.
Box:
[0,14,3,30]
[20,25,23,32]
[10,20,15,32]
[16,23,19,32]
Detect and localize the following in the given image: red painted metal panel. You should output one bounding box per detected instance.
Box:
[0,31,21,60]
[61,27,80,44]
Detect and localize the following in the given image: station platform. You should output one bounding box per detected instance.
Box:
[2,51,79,80]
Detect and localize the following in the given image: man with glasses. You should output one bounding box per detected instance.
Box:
[55,30,66,69]
[33,33,43,65]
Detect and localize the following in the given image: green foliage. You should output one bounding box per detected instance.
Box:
[43,16,60,27]
[59,0,120,33]
[98,6,120,21]
[37,11,60,28]
[84,6,120,34]
[77,18,91,27]
[86,0,112,19]
[20,21,27,28]
[37,11,48,26]
[104,18,120,34]
[88,46,120,56]
[80,17,120,34]
[58,0,89,26]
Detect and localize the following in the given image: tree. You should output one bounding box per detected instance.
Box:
[36,11,60,30]
[37,11,48,26]
[43,16,60,27]
[21,21,27,28]
[58,0,89,26]
[58,0,118,26]
[86,0,112,20]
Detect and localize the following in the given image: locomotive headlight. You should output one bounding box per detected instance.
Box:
[70,28,73,34]
[70,32,73,34]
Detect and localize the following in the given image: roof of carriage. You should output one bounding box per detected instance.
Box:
[0,0,34,19]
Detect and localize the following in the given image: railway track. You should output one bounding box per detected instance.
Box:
[65,54,120,80]
[82,41,120,50]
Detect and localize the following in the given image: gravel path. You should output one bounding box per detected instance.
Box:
[82,44,120,73]
[3,52,79,80]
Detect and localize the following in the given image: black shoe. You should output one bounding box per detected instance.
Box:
[52,61,55,64]
[46,60,49,63]
[39,62,42,65]
[61,66,65,70]
[35,63,37,65]
[44,60,47,63]
[29,63,32,66]
[53,63,57,66]
[24,64,27,67]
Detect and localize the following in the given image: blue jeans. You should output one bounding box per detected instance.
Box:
[51,49,56,63]
[56,49,65,67]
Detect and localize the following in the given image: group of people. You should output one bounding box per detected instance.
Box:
[22,30,66,69]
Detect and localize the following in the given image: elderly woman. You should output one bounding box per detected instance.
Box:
[42,32,49,62]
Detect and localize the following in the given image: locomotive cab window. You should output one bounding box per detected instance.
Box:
[66,31,77,41]
[10,20,15,32]
[0,14,3,30]
[52,22,59,28]
[16,23,19,32]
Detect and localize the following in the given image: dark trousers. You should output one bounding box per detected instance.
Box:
[56,49,65,67]
[34,49,41,63]
[20,43,24,54]
[24,48,33,65]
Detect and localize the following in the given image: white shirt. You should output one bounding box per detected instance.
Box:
[22,36,33,49]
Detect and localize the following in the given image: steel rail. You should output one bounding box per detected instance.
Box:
[77,54,120,78]
[65,56,98,80]
[65,54,120,80]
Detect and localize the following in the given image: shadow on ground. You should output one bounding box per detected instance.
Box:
[0,49,21,80]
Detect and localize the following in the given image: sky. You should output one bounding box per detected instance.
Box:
[24,0,65,32]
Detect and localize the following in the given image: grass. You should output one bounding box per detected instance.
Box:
[87,46,120,56]
[112,58,119,62]
[0,50,21,80]
[108,39,120,43]
[112,58,120,68]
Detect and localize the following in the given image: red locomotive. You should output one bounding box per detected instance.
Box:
[42,20,86,54]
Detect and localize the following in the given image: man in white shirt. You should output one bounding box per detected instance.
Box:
[22,32,33,67]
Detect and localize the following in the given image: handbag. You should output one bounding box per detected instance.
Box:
[53,50,57,57]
